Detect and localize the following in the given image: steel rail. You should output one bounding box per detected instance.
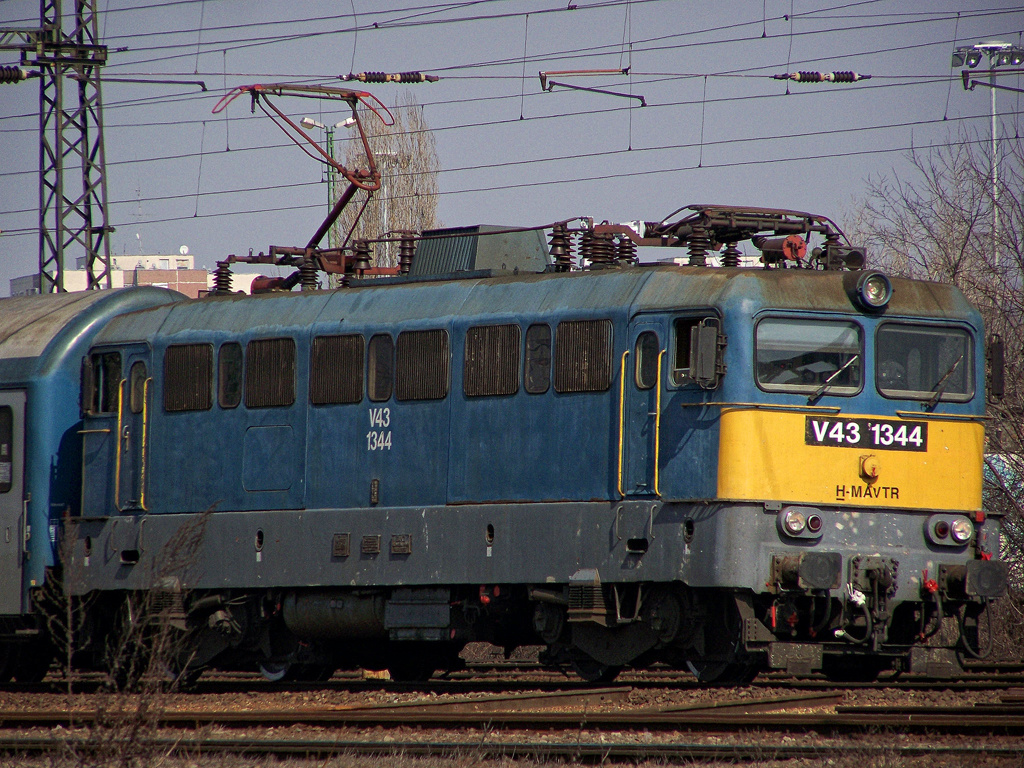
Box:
[0,735,1022,762]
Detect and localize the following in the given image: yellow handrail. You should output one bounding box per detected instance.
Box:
[617,350,630,498]
[140,378,152,511]
[654,349,665,497]
[114,380,125,512]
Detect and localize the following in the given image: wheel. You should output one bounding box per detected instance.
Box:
[259,661,291,682]
[13,642,54,683]
[687,659,759,685]
[571,654,622,684]
[0,644,15,683]
[387,659,436,683]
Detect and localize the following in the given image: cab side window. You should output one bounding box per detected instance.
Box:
[83,351,122,415]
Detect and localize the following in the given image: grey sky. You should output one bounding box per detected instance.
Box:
[1,1,1022,291]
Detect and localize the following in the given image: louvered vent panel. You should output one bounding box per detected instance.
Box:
[396,329,450,401]
[310,335,364,405]
[163,344,212,412]
[554,319,613,393]
[464,324,520,397]
[245,338,296,408]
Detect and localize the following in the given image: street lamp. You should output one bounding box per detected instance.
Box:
[952,40,1024,266]
[301,117,357,248]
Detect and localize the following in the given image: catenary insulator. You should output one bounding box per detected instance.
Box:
[688,224,710,267]
[772,70,870,83]
[721,242,741,268]
[213,260,233,293]
[300,252,319,290]
[398,234,416,275]
[548,223,574,272]
[588,233,615,269]
[0,66,28,85]
[342,71,439,83]
[614,235,637,264]
[353,240,372,273]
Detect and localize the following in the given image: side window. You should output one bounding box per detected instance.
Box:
[672,317,702,386]
[218,342,243,409]
[367,334,394,402]
[554,319,613,393]
[396,329,450,401]
[164,344,213,412]
[245,338,296,408]
[0,406,12,495]
[635,331,660,390]
[464,324,520,397]
[83,351,122,414]
[129,361,148,414]
[311,334,364,405]
[524,324,551,394]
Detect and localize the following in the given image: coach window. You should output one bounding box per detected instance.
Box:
[876,323,973,402]
[245,338,296,408]
[755,318,862,395]
[554,319,613,393]
[129,361,147,414]
[84,351,122,414]
[311,334,364,405]
[635,332,660,390]
[218,342,242,408]
[367,334,394,402]
[396,329,450,401]
[164,344,213,412]
[524,324,551,394]
[465,324,520,397]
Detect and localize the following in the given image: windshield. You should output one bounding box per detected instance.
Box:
[755,318,862,395]
[876,323,973,402]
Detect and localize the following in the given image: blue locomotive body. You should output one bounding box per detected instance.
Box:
[0,207,1008,684]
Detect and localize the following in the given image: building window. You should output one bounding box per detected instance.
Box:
[311,334,364,405]
[554,319,613,393]
[164,344,213,412]
[464,324,520,397]
[396,329,450,401]
[218,342,243,409]
[245,338,296,408]
[367,334,394,402]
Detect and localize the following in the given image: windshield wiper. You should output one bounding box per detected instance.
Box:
[809,354,859,403]
[926,354,964,410]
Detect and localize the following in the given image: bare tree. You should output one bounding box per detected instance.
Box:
[849,126,1024,653]
[331,91,441,272]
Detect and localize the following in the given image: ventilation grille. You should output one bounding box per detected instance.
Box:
[554,319,613,393]
[396,329,449,401]
[164,344,212,412]
[310,334,364,405]
[464,324,520,397]
[245,338,296,408]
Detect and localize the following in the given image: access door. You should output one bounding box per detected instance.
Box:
[0,391,26,615]
[620,320,666,497]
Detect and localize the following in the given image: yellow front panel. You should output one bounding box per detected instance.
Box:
[716,408,983,511]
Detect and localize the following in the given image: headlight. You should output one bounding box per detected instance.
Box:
[783,509,806,535]
[844,270,893,311]
[950,517,974,544]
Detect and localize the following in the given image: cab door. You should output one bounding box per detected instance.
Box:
[0,391,26,614]
[620,320,666,497]
[81,349,123,516]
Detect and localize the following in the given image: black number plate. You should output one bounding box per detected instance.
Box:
[804,416,928,452]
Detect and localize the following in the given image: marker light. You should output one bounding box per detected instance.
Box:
[950,517,974,544]
[807,514,823,533]
[783,509,807,535]
[933,520,950,539]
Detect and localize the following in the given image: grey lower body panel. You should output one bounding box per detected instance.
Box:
[62,500,999,604]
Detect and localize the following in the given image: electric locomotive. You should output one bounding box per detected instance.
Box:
[0,205,1007,684]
